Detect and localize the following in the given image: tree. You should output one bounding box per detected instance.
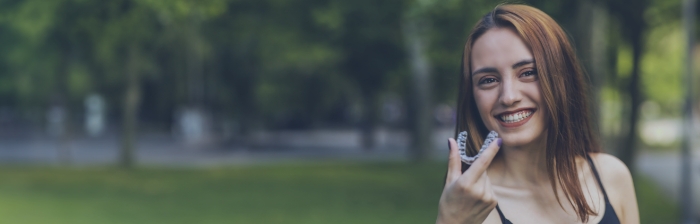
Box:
[0,0,104,164]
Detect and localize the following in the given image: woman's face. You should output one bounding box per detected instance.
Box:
[470,27,546,147]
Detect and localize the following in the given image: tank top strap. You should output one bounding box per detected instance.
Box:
[495,204,513,224]
[586,155,609,200]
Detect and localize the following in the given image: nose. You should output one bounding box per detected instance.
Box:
[499,76,522,106]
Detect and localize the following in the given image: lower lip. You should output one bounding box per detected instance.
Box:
[497,111,534,128]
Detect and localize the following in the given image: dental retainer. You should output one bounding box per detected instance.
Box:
[457,130,498,165]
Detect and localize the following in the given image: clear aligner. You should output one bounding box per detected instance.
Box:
[457,130,499,165]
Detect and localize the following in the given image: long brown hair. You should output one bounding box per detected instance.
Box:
[456,4,601,222]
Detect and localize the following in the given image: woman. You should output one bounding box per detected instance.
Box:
[436,4,639,224]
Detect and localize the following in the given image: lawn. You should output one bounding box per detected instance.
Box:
[0,162,678,224]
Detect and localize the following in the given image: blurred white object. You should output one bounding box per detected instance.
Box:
[84,94,106,137]
[174,106,212,147]
[640,118,681,146]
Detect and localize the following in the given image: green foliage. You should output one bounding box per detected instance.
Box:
[617,44,634,79]
[424,0,494,104]
[641,23,684,113]
[1,0,62,44]
[0,0,691,130]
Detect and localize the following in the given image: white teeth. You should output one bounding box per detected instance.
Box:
[499,110,533,123]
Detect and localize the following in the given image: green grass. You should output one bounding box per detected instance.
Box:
[635,176,680,224]
[0,162,678,223]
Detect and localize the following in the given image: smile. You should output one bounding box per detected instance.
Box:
[496,109,535,127]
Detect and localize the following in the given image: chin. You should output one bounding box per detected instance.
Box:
[499,131,544,148]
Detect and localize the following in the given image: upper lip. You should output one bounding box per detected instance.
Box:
[494,108,536,117]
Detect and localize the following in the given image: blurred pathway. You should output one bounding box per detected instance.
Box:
[637,151,700,220]
[0,128,455,167]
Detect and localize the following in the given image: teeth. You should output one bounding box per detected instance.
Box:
[500,110,532,123]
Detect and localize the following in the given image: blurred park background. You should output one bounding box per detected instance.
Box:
[0,0,698,223]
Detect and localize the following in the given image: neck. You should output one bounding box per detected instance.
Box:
[491,134,550,187]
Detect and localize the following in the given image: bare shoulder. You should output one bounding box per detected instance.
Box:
[588,152,632,183]
[587,152,640,223]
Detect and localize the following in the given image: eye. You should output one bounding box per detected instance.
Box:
[478,77,498,85]
[521,69,537,77]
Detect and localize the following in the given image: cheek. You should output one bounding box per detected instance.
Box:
[525,83,546,122]
[528,82,543,101]
[527,85,544,112]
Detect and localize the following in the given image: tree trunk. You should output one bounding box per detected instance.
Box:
[360,95,378,151]
[575,0,610,151]
[680,0,696,221]
[404,15,432,162]
[619,30,643,175]
[121,44,141,168]
[55,45,72,165]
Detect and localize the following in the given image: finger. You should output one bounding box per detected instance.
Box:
[482,174,498,207]
[463,138,501,183]
[466,172,498,206]
[445,138,462,185]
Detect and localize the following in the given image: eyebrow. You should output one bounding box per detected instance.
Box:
[471,59,535,76]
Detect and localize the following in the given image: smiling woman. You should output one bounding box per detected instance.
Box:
[436,4,639,224]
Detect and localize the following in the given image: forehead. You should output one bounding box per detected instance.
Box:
[470,28,533,72]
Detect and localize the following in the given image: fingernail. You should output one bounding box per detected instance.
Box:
[497,138,502,147]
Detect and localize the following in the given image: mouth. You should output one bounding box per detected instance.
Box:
[495,109,535,127]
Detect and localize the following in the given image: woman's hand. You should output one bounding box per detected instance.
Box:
[435,137,501,224]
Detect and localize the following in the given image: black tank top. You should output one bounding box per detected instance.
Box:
[494,156,621,224]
